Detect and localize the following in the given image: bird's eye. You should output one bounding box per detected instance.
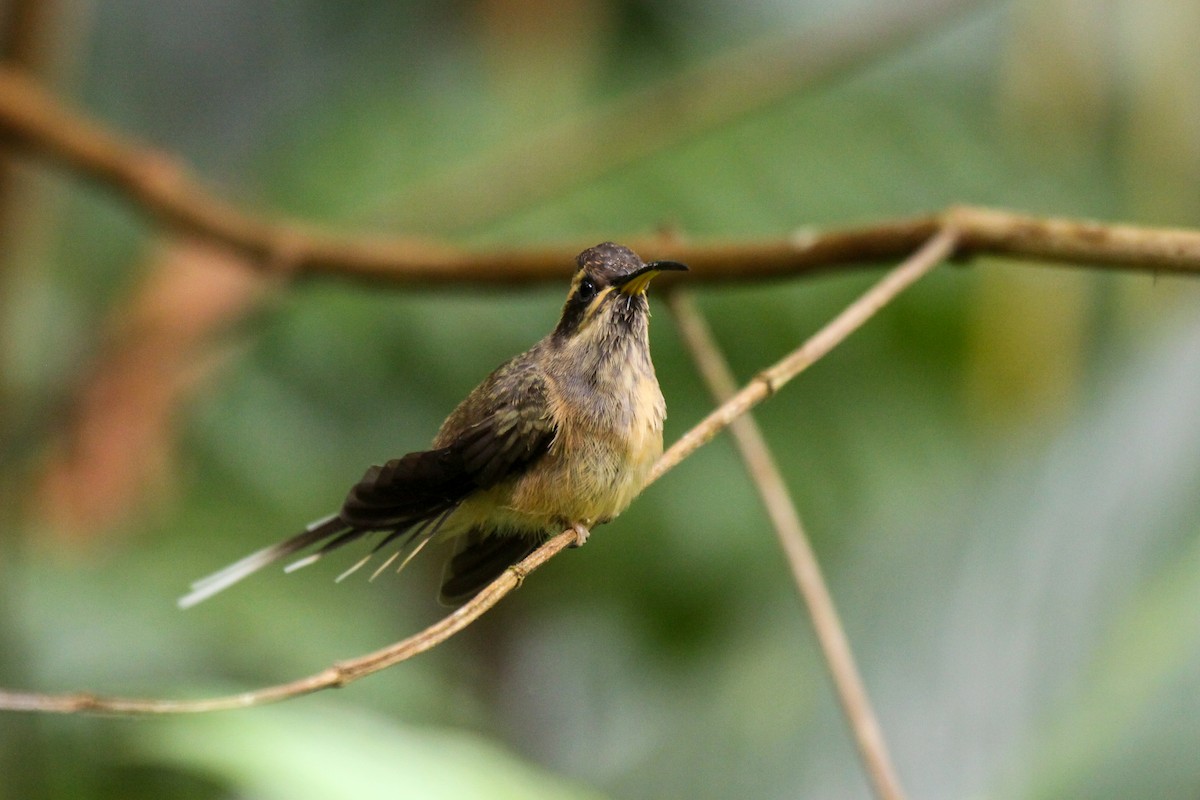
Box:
[577,278,598,301]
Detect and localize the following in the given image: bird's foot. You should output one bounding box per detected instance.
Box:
[570,523,591,548]
[506,564,528,587]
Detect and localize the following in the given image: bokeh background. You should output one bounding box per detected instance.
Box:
[2,0,1200,798]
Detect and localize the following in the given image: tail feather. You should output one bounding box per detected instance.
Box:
[438,531,539,607]
[178,514,349,609]
[336,504,459,584]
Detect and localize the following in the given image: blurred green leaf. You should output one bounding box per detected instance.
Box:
[136,703,609,800]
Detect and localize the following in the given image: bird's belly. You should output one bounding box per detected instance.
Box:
[473,413,662,535]
[449,358,666,538]
[550,430,660,523]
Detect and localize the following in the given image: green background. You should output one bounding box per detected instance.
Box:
[3,0,1200,797]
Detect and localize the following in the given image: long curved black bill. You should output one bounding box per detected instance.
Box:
[615,260,689,296]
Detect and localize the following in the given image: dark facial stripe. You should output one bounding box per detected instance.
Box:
[555,280,626,339]
[553,289,591,338]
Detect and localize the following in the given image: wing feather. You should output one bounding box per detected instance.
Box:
[180,355,556,607]
[339,363,554,530]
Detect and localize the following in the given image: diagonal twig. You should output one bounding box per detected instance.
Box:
[0,532,577,714]
[649,227,959,483]
[668,289,908,800]
[0,229,956,716]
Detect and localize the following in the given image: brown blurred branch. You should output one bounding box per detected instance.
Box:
[0,230,957,716]
[32,238,267,539]
[668,291,907,800]
[0,0,73,468]
[0,0,64,226]
[2,69,1200,283]
[0,0,60,66]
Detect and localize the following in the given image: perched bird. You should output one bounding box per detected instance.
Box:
[180,243,686,609]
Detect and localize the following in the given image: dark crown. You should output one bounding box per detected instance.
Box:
[575,242,645,283]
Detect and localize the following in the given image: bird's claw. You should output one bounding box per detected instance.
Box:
[506,564,528,586]
[570,524,590,548]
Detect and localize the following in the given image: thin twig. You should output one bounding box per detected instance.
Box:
[0,230,956,716]
[649,228,959,484]
[0,531,577,714]
[668,290,907,800]
[2,71,1200,282]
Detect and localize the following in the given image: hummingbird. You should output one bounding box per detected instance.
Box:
[180,243,686,608]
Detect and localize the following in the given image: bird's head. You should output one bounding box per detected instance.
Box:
[553,242,687,341]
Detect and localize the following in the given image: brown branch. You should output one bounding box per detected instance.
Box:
[3,72,1200,283]
[0,230,956,716]
[0,0,63,67]
[668,291,907,800]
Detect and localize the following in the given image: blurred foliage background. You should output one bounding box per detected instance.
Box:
[2,0,1200,798]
